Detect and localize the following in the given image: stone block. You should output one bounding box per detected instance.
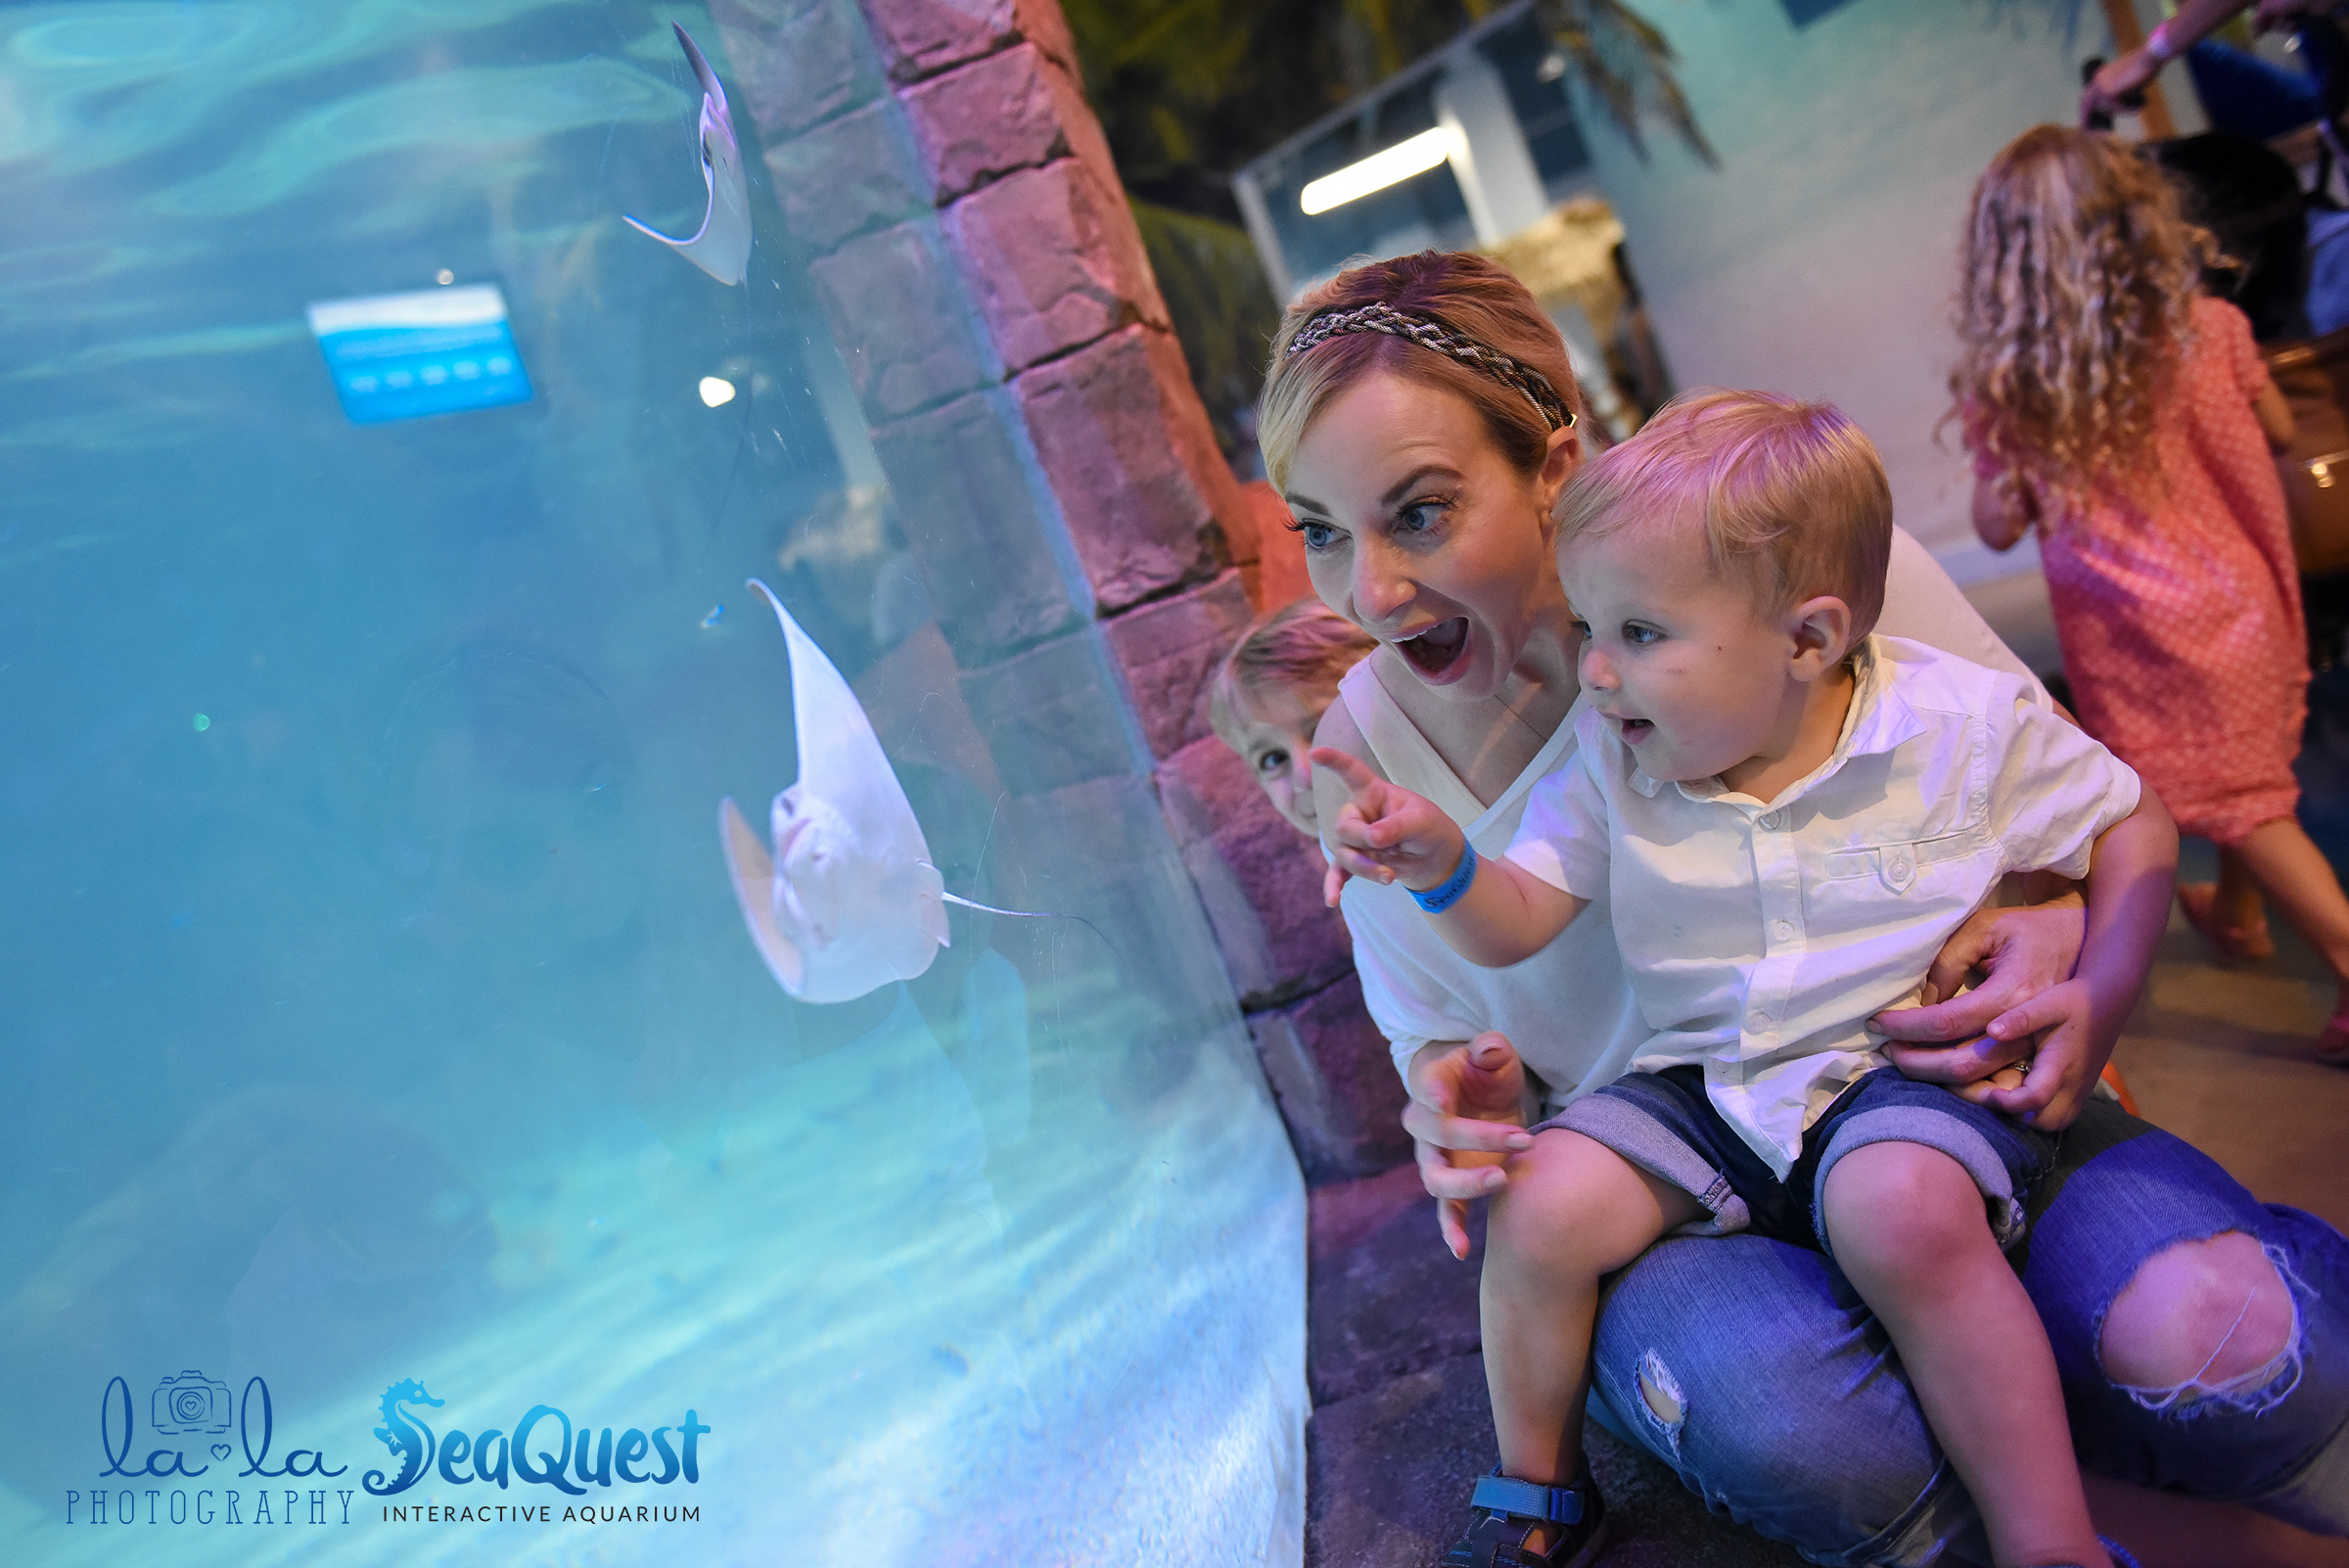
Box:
[944,160,1167,375]
[761,98,929,253]
[898,43,1061,202]
[898,41,1120,208]
[1253,977,1415,1186]
[1308,1164,1481,1403]
[1011,325,1228,613]
[1100,570,1254,761]
[871,390,1081,663]
[711,0,886,141]
[857,0,1069,82]
[1158,733,1351,1006]
[959,629,1146,797]
[808,218,997,419]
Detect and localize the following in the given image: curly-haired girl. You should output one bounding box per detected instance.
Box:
[1955,123,2349,1060]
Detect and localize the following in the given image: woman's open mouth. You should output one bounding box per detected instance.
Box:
[1396,618,1469,678]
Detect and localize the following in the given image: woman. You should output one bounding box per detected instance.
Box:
[1267,253,2348,1566]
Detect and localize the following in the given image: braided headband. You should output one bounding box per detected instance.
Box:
[1284,302,1575,432]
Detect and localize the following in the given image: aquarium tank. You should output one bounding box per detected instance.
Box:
[0,3,1307,1562]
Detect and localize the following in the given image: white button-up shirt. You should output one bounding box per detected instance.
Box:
[1505,636,2141,1176]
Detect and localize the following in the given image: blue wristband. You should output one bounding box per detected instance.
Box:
[1409,842,1478,913]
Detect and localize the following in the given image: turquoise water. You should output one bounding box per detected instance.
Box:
[0,4,1306,1561]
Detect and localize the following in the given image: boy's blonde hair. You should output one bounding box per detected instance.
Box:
[1208,598,1378,742]
[1558,390,1892,638]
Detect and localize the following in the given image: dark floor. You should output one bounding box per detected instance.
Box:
[1303,833,2349,1567]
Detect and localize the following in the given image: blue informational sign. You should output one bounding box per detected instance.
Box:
[305,284,532,424]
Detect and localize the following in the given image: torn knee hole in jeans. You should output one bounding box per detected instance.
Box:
[2108,1242,2308,1418]
[1635,1349,1685,1453]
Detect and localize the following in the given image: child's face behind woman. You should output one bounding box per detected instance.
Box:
[1223,685,1324,838]
[1281,372,1577,704]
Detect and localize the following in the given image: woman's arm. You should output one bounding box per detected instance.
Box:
[2082,0,2247,118]
[1937,789,2177,1130]
[1971,473,2033,552]
[2255,379,2296,452]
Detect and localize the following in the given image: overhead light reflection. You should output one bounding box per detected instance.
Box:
[1300,127,1456,215]
[699,376,736,407]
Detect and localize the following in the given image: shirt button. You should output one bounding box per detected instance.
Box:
[1759,810,1784,831]
[1772,919,1794,941]
[1745,1009,1769,1031]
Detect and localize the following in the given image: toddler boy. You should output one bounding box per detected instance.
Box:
[1322,391,2173,1568]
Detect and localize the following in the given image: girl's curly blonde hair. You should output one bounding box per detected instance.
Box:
[1952,125,2220,507]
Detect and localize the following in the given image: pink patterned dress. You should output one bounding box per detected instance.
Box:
[1975,296,2307,847]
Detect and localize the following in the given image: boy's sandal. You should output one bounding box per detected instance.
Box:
[1436,1464,1608,1568]
[2176,883,2277,962]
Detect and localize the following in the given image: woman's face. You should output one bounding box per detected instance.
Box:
[1282,372,1579,702]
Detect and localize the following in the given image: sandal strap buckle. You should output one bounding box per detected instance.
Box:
[1469,1472,1585,1527]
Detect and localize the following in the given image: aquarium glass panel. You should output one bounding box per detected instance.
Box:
[0,4,1306,1563]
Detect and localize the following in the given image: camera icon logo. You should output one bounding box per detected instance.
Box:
[151,1370,232,1436]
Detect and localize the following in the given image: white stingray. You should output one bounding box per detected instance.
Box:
[623,23,751,287]
[720,580,949,1002]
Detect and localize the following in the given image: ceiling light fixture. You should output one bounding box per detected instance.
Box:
[1299,127,1456,215]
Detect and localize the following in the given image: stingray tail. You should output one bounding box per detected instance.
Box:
[934,886,1116,958]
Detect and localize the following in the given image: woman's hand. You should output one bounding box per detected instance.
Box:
[1872,896,2105,1128]
[2081,49,2162,123]
[1403,1033,1539,1261]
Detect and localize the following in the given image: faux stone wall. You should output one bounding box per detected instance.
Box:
[714,0,1406,1181]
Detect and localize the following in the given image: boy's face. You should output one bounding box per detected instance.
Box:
[1223,686,1323,837]
[1560,520,1819,786]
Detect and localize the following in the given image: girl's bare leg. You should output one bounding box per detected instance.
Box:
[2234,818,2349,1034]
[1822,1142,2108,1568]
[1481,1129,1705,1550]
[2216,845,2268,935]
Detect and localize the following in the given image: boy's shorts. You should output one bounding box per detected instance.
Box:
[1534,1064,2055,1255]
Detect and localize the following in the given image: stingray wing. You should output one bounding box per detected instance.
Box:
[719,796,806,995]
[621,23,750,286]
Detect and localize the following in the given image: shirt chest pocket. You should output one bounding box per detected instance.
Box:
[1820,829,1979,895]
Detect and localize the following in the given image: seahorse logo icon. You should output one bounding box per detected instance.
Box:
[361,1378,443,1497]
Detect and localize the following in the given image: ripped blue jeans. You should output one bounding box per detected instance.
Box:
[1583,1100,2349,1565]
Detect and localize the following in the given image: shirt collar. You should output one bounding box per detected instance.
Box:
[1628,636,1921,808]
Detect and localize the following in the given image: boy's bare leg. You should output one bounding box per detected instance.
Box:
[1481,1128,1707,1550]
[1823,1142,2109,1568]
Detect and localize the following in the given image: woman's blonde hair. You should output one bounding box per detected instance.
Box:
[1258,252,1587,490]
[1951,125,2219,504]
[1208,597,1378,743]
